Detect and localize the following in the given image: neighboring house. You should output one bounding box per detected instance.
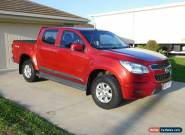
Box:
[91,2,185,54]
[0,0,88,69]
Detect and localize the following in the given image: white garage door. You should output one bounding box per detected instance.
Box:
[0,23,44,69]
[0,31,6,69]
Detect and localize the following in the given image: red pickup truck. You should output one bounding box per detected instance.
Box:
[12,27,172,109]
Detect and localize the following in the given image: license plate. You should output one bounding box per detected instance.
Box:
[162,81,172,90]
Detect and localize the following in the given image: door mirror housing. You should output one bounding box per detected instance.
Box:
[70,43,84,52]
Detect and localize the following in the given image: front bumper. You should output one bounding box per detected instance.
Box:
[123,80,171,99]
[121,71,172,100]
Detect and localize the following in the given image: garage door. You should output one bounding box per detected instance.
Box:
[0,23,42,69]
[0,31,6,69]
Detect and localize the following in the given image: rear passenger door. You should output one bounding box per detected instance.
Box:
[37,29,59,71]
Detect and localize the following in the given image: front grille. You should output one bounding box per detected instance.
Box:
[151,62,170,70]
[155,73,171,82]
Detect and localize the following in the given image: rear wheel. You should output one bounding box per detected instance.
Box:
[22,60,38,82]
[91,75,122,109]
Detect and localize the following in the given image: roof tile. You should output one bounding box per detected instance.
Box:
[0,0,87,21]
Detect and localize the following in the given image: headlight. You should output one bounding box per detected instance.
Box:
[120,60,149,74]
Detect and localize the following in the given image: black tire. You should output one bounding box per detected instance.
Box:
[22,60,38,82]
[91,75,122,109]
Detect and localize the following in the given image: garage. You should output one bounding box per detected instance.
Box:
[0,0,88,69]
[0,23,47,69]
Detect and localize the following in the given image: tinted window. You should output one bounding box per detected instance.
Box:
[61,31,84,48]
[42,30,58,45]
[80,30,129,50]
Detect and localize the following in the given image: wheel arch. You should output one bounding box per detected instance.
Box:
[19,54,32,74]
[86,68,121,95]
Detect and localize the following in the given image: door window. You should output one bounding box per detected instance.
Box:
[61,31,84,48]
[42,30,58,45]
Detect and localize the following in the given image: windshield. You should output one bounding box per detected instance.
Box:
[80,30,129,50]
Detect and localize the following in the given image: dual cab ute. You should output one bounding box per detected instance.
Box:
[12,27,172,109]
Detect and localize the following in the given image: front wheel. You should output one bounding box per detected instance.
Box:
[91,75,122,109]
[22,60,38,82]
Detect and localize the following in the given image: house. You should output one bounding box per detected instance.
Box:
[91,2,185,54]
[0,0,88,69]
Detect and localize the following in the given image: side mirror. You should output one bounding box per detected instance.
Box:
[70,43,84,52]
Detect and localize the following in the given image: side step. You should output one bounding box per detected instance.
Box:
[39,72,86,91]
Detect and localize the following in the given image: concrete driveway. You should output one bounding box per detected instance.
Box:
[0,70,185,135]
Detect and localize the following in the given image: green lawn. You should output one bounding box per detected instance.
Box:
[0,96,72,135]
[170,56,185,82]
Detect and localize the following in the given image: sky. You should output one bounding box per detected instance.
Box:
[31,0,185,18]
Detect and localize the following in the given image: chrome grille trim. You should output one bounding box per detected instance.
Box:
[150,62,171,70]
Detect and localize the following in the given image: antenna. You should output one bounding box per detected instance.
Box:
[90,16,96,29]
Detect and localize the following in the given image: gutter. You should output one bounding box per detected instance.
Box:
[0,10,89,22]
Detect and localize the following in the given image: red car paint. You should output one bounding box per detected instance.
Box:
[12,27,172,100]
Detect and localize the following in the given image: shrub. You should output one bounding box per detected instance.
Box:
[136,40,168,57]
[137,44,146,49]
[146,40,160,51]
[158,49,168,56]
[137,40,160,52]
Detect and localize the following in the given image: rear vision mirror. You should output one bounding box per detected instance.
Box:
[70,43,84,52]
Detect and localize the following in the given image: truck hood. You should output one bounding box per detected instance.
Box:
[106,48,167,62]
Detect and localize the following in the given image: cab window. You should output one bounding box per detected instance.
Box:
[61,31,84,48]
[42,30,58,45]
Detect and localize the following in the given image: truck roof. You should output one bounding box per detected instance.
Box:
[43,27,97,31]
[66,27,96,31]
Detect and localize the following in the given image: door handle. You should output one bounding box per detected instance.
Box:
[55,44,61,47]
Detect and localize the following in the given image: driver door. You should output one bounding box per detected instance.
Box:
[55,30,90,84]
